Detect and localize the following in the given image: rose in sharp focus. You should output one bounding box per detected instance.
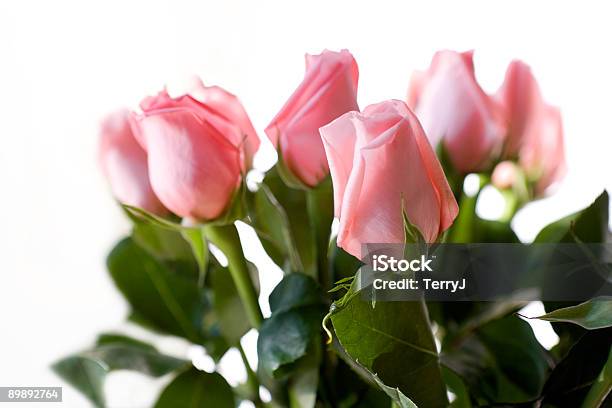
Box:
[320,99,458,258]
[130,79,259,220]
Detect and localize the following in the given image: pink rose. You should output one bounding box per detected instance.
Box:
[320,100,458,258]
[495,60,543,156]
[496,60,566,194]
[98,109,166,215]
[408,50,506,173]
[130,79,259,220]
[520,105,566,194]
[266,49,359,187]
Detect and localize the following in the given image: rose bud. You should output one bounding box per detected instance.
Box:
[266,49,359,187]
[496,60,566,194]
[98,109,166,214]
[495,60,544,156]
[491,160,520,190]
[320,100,458,258]
[130,79,259,220]
[407,50,506,173]
[519,105,566,194]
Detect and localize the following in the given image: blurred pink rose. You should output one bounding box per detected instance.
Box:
[496,60,566,193]
[266,49,359,187]
[130,79,259,220]
[98,109,166,215]
[495,60,543,156]
[408,50,506,173]
[320,100,458,258]
[520,105,566,194]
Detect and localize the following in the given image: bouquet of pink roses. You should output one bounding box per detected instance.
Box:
[55,49,610,408]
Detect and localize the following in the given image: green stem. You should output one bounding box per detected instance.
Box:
[306,178,334,290]
[204,223,263,328]
[581,347,612,408]
[237,343,262,407]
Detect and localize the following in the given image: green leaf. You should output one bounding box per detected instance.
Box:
[82,340,188,377]
[53,335,187,408]
[95,333,157,349]
[53,356,106,407]
[535,191,610,350]
[247,167,316,275]
[247,181,302,270]
[541,328,612,407]
[442,367,472,408]
[535,191,609,243]
[330,357,392,407]
[268,270,323,314]
[123,204,209,284]
[209,262,252,345]
[531,297,612,330]
[372,373,418,408]
[332,343,418,408]
[257,274,325,378]
[442,315,549,404]
[107,238,205,343]
[439,297,530,349]
[180,227,209,286]
[330,288,448,408]
[154,367,234,408]
[580,345,612,408]
[132,221,194,262]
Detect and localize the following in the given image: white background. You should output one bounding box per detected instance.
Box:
[1,1,611,406]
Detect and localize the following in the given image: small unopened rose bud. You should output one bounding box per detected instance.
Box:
[492,161,519,190]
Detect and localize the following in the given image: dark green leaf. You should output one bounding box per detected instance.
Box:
[372,373,418,408]
[124,204,209,284]
[442,366,472,408]
[257,274,325,378]
[331,289,448,408]
[81,344,187,377]
[580,345,612,408]
[442,315,549,404]
[269,272,323,314]
[247,167,316,275]
[542,328,612,407]
[107,238,204,343]
[535,191,610,349]
[531,297,612,330]
[535,191,609,243]
[330,356,391,408]
[95,333,156,349]
[53,335,187,408]
[154,367,234,408]
[247,182,301,270]
[209,262,251,345]
[53,356,106,407]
